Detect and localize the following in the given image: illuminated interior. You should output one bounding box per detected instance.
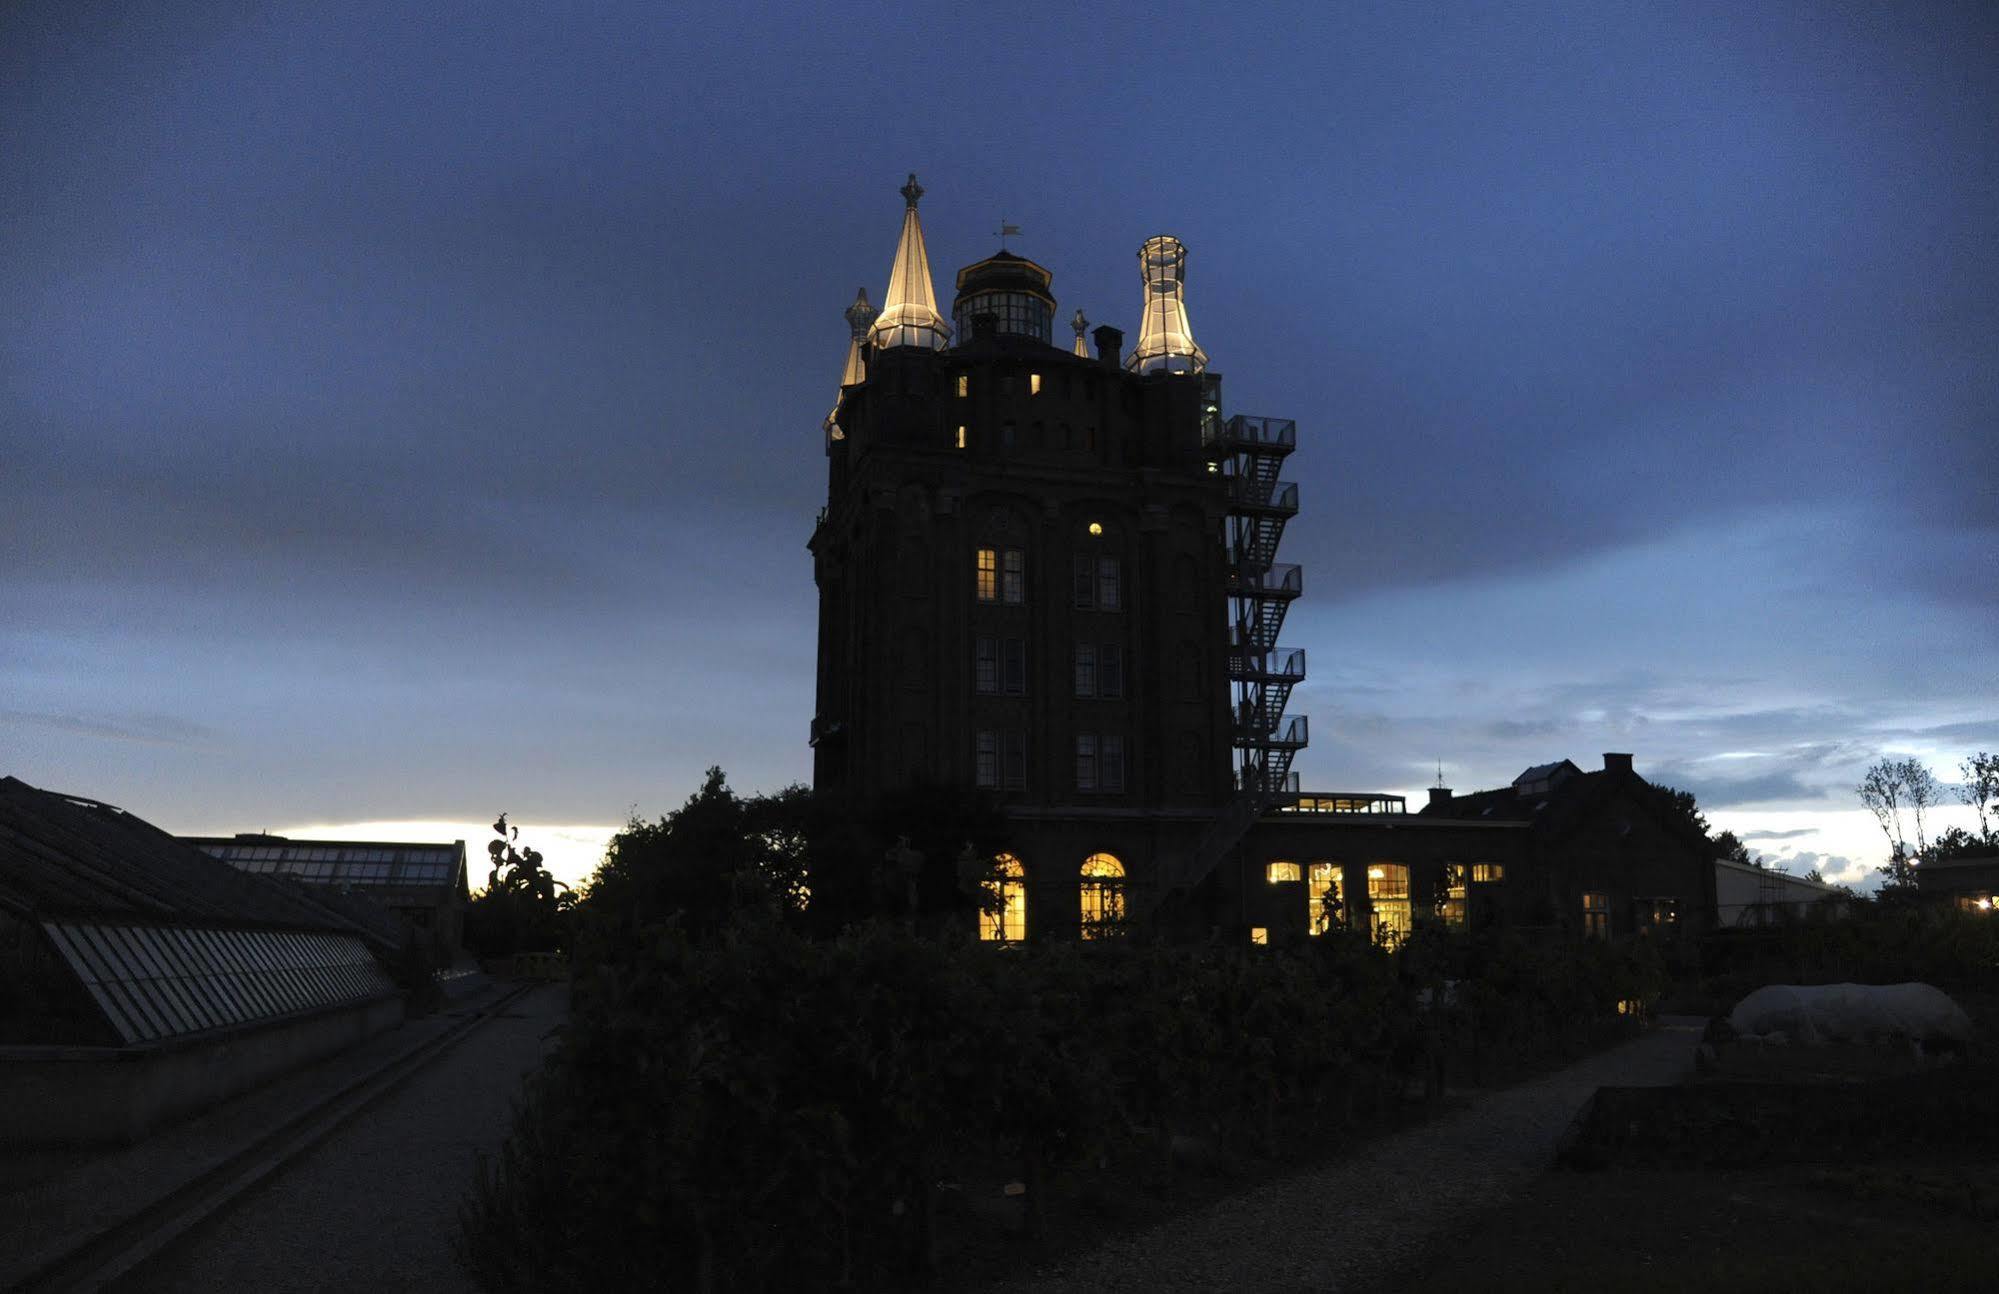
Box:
[982,854,1027,942]
[1308,861,1342,935]
[1442,864,1467,930]
[1080,852,1126,938]
[1249,926,1268,945]
[1266,860,1301,883]
[956,374,968,397]
[1582,891,1610,939]
[1126,235,1207,375]
[976,547,996,601]
[1472,862,1504,884]
[957,424,967,449]
[1367,864,1412,945]
[1030,373,1042,395]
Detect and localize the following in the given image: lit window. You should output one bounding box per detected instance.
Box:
[1472,863,1504,884]
[982,854,1026,942]
[1002,549,1024,604]
[956,425,967,449]
[974,636,997,694]
[975,731,998,788]
[1583,891,1610,940]
[1097,557,1121,610]
[1002,638,1026,695]
[1368,864,1412,946]
[975,548,997,601]
[1266,861,1301,883]
[1080,852,1126,938]
[1441,864,1468,930]
[1101,736,1125,792]
[1074,643,1097,697]
[1309,862,1342,935]
[1030,373,1042,395]
[1635,897,1677,933]
[956,375,969,398]
[1249,927,1269,945]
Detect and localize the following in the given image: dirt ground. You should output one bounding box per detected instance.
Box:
[1399,1158,1998,1293]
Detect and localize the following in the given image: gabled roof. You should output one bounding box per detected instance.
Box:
[0,777,398,946]
[1513,760,1582,789]
[1420,758,1712,852]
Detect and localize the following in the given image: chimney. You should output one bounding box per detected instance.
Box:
[1092,324,1123,369]
[1427,786,1453,810]
[1604,752,1633,775]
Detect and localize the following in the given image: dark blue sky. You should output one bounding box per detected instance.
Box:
[4,2,1994,883]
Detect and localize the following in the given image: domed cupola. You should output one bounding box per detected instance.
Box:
[951,249,1056,346]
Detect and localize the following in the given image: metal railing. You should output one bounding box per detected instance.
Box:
[1277,793,1410,816]
[1205,413,1297,451]
[1226,563,1302,597]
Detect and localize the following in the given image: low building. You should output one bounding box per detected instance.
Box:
[0,777,406,1145]
[1714,856,1849,925]
[1914,851,1999,910]
[183,833,469,964]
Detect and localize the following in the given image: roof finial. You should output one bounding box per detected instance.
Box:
[828,288,877,441]
[1071,307,1089,358]
[845,286,877,341]
[870,173,951,351]
[996,218,1021,250]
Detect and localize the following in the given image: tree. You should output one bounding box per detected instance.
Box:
[465,814,576,956]
[1960,751,1998,844]
[1858,757,1940,890]
[1713,830,1753,866]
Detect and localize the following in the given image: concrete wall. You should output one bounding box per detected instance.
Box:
[0,993,403,1147]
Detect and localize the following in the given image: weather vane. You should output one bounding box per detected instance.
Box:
[995,218,1021,249]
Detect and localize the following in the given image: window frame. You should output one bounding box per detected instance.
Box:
[975,547,997,601]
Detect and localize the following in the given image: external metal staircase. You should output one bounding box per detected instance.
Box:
[1161,398,1311,898]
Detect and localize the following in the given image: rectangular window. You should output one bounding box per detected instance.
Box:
[1075,734,1097,791]
[975,548,996,601]
[1072,555,1094,608]
[1002,549,1024,604]
[1002,638,1026,695]
[1002,730,1026,790]
[1097,557,1122,611]
[1102,735,1125,792]
[956,424,968,449]
[1074,643,1097,697]
[1100,643,1123,698]
[974,636,997,694]
[1029,373,1042,395]
[956,374,969,397]
[1002,422,1016,449]
[975,731,998,788]
[1583,891,1610,940]
[1472,863,1505,884]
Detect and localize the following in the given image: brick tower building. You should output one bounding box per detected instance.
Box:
[809,176,1308,938]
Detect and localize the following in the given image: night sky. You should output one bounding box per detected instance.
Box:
[5,3,1994,887]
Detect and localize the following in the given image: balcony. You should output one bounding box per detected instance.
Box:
[1225,478,1299,516]
[1277,793,1410,816]
[1226,646,1305,682]
[1205,414,1297,454]
[1226,563,1302,600]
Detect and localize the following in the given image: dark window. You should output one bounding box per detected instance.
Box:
[1072,555,1094,608]
[1102,736,1126,792]
[1002,549,1024,604]
[975,731,997,789]
[1002,731,1026,790]
[1002,638,1026,695]
[1074,643,1097,697]
[975,636,997,694]
[1075,734,1097,791]
[1097,557,1121,611]
[1100,644,1124,698]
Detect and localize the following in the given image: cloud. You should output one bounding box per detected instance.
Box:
[1741,827,1817,842]
[0,708,212,747]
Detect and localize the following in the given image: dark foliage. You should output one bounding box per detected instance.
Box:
[464,814,575,957]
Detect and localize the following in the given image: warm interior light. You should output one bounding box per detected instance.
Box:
[1088,522,1103,536]
[957,375,969,397]
[1250,927,1268,945]
[957,425,967,449]
[1030,373,1042,395]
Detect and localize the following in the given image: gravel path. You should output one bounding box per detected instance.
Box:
[986,1018,1706,1294]
[115,984,566,1294]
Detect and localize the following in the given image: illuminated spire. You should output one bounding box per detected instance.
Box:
[1071,308,1090,358]
[825,288,876,440]
[868,174,951,351]
[1125,235,1207,375]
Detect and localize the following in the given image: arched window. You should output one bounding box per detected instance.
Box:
[1080,852,1126,939]
[1368,864,1412,945]
[1308,862,1343,936]
[982,854,1026,943]
[1266,861,1301,883]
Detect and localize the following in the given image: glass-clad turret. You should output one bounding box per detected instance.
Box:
[952,250,1056,345]
[1126,235,1207,374]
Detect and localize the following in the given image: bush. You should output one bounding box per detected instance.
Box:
[461,918,1659,1292]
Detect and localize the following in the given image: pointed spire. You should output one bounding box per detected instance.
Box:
[869,173,951,351]
[1126,235,1207,375]
[826,288,877,441]
[1071,308,1090,358]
